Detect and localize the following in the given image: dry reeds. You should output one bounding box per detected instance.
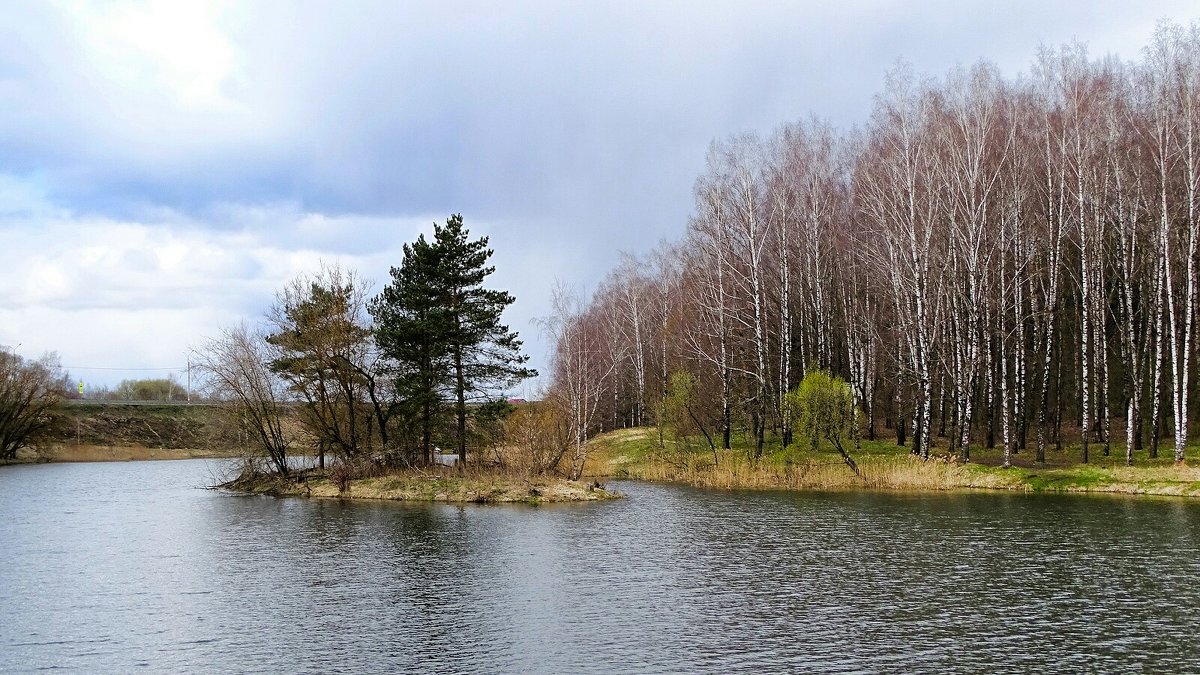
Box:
[607,449,1025,493]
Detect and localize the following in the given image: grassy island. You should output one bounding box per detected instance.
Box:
[221,466,621,505]
[587,427,1200,498]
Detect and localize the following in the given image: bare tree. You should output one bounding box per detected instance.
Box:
[1028,47,1075,465]
[194,324,291,476]
[933,61,1015,461]
[503,401,573,476]
[604,253,652,427]
[719,135,775,458]
[0,348,67,460]
[1145,23,1200,463]
[558,22,1200,469]
[542,283,620,480]
[687,162,738,449]
[856,63,942,460]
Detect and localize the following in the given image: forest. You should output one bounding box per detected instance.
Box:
[544,22,1200,470]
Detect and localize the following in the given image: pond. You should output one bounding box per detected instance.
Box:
[2,459,1199,672]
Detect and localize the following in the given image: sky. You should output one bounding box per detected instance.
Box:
[1,0,1197,394]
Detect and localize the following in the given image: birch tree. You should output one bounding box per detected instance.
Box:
[543,283,621,480]
[559,22,1200,467]
[856,64,941,459]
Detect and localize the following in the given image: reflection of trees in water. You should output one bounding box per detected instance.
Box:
[376,504,580,671]
[382,505,478,662]
[280,500,486,668]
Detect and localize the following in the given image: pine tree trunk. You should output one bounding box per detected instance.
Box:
[455,346,467,465]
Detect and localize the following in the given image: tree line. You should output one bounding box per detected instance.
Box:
[82,377,189,402]
[545,22,1200,468]
[194,214,534,475]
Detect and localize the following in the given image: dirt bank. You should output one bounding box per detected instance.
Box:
[2,402,246,464]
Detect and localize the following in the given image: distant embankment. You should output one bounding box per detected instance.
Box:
[24,402,247,463]
[62,399,226,408]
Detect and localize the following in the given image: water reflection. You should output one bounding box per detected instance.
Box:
[1,460,1200,673]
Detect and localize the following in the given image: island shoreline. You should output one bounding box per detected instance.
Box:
[219,467,622,505]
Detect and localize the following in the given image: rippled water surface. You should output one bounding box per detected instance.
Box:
[3,459,1200,673]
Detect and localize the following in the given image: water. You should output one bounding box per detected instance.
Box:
[2,460,1199,673]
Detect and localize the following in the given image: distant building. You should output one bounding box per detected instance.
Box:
[507,398,527,405]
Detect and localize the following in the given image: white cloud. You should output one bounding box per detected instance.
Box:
[0,182,554,386]
[61,0,240,111]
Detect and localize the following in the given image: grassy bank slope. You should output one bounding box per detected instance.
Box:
[586,427,1200,497]
[7,402,244,463]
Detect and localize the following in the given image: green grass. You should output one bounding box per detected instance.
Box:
[1018,466,1116,492]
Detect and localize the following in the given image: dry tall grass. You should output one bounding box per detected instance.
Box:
[616,451,1022,493]
[21,443,241,463]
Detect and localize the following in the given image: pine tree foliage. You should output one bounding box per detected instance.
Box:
[372,214,535,464]
[434,214,538,461]
[371,231,456,465]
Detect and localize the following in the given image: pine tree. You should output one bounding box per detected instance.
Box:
[434,214,537,463]
[371,214,536,466]
[371,232,454,466]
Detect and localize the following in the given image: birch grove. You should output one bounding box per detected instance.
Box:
[547,23,1200,465]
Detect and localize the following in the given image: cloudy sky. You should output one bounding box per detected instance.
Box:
[2,0,1197,392]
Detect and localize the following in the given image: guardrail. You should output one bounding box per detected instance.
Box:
[61,399,229,407]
